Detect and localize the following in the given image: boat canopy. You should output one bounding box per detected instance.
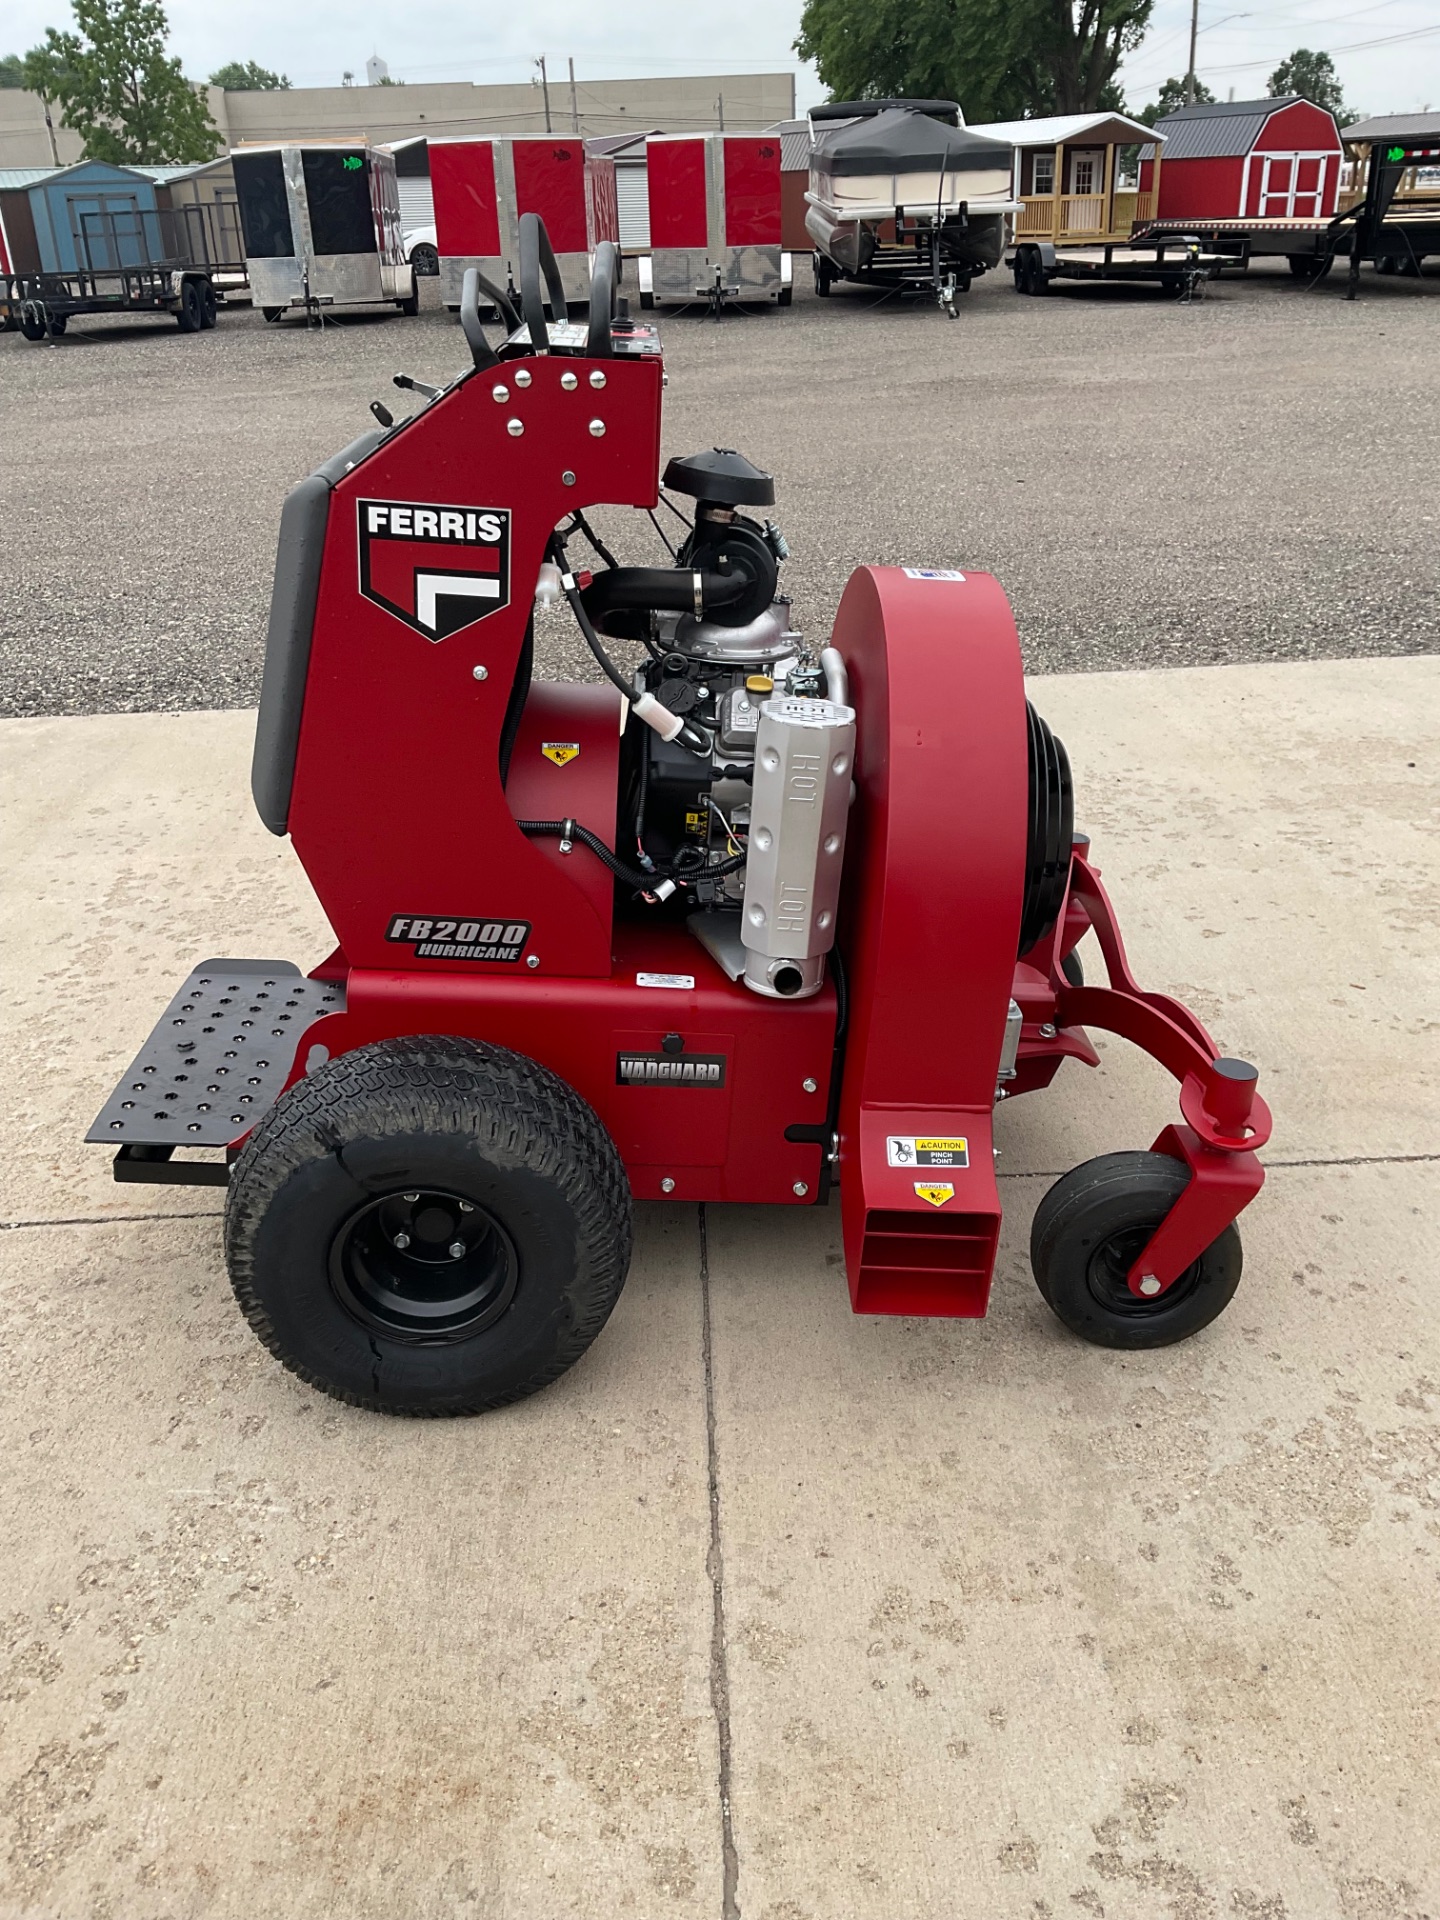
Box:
[811,108,1012,179]
[812,99,962,128]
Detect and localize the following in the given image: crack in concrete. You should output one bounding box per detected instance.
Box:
[0,1210,226,1230]
[698,1203,741,1920]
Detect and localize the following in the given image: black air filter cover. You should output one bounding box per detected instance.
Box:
[662,448,776,507]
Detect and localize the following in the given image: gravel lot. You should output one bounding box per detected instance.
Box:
[1,260,1437,717]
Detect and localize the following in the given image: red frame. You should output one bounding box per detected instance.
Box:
[254,327,1266,1323]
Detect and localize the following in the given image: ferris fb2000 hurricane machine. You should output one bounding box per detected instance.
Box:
[88,216,1270,1416]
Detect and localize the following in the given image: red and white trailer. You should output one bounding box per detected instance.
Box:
[431,136,618,310]
[640,133,788,309]
[1135,97,1347,272]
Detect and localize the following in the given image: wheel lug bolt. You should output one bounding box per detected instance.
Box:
[393,1231,411,1250]
[448,1240,466,1258]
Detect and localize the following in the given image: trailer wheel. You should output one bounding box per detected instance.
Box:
[639,289,655,310]
[777,284,793,308]
[1287,253,1332,282]
[1019,251,1049,296]
[19,309,46,341]
[262,306,284,322]
[46,313,67,336]
[225,1035,633,1416]
[397,271,420,317]
[1030,1151,1242,1349]
[176,277,204,332]
[199,281,218,328]
[814,253,833,296]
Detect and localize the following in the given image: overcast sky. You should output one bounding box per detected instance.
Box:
[1,0,1436,119]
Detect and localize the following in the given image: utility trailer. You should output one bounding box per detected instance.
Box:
[0,158,234,340]
[640,132,788,311]
[430,135,619,313]
[1008,236,1222,297]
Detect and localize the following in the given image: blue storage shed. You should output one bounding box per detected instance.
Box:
[0,160,163,273]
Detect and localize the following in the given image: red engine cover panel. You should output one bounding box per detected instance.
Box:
[287,355,662,980]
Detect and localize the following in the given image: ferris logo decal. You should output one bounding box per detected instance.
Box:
[358,499,511,641]
[616,1051,727,1088]
[385,914,531,962]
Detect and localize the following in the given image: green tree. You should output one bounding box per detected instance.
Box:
[1267,48,1351,123]
[1138,74,1215,126]
[0,51,28,86]
[795,0,1153,121]
[209,59,290,91]
[29,0,218,166]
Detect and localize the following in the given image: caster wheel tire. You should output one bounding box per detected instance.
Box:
[225,1036,633,1416]
[1030,1150,1242,1349]
[1060,949,1084,987]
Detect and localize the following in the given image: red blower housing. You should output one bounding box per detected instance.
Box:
[87,219,1269,1416]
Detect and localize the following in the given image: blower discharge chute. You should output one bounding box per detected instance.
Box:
[87,218,1270,1416]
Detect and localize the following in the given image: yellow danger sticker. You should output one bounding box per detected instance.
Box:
[914,1182,955,1207]
[542,742,580,766]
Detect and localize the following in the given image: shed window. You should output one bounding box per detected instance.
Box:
[1032,153,1055,195]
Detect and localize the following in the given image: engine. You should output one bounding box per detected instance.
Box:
[543,442,1069,1002]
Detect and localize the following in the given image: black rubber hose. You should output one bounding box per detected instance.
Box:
[580,566,750,621]
[518,211,568,352]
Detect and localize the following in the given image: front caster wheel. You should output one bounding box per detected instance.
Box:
[1030,1150,1241,1349]
[225,1036,632,1415]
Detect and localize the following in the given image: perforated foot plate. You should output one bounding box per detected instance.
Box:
[87,960,345,1152]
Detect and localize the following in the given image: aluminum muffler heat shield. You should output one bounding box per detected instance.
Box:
[741,694,856,998]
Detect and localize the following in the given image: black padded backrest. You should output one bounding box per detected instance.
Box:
[250,429,385,836]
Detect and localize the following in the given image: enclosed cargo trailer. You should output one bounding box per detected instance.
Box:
[233,144,416,322]
[640,132,788,309]
[431,136,619,311]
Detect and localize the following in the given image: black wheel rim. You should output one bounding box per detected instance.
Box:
[1086,1224,1202,1317]
[330,1188,519,1345]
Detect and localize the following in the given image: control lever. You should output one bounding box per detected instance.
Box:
[393,372,442,400]
[369,401,394,428]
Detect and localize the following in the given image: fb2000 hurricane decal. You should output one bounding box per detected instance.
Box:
[357,499,511,641]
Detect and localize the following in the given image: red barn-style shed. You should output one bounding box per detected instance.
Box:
[1140,97,1342,222]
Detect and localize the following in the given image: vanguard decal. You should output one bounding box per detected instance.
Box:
[358,499,511,641]
[616,1051,727,1088]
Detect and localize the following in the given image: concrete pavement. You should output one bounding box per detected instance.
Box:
[1,655,1436,1916]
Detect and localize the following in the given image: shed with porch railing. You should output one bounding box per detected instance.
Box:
[1138,97,1342,222]
[968,112,1160,245]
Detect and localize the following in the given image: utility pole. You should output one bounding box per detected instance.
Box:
[39,92,60,166]
[567,57,579,135]
[1185,0,1199,105]
[717,93,725,131]
[537,55,552,133]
